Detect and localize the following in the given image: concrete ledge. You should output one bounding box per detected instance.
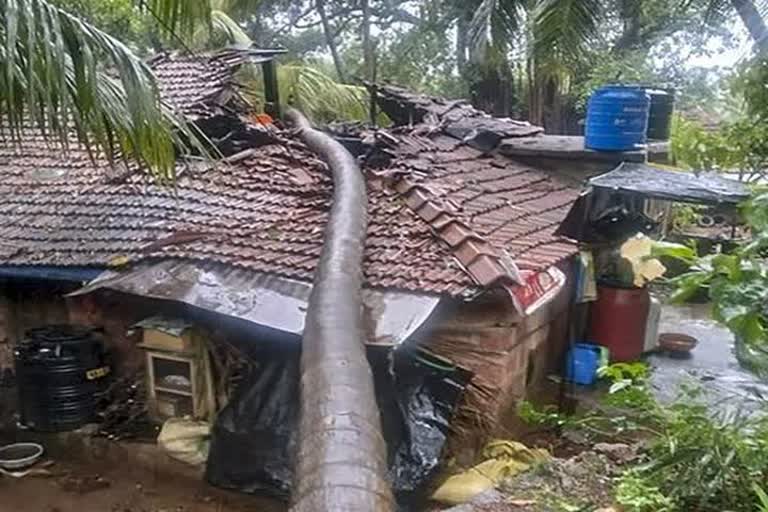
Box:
[500,135,669,166]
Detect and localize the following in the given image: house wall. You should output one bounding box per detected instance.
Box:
[413,263,575,462]
[66,291,168,376]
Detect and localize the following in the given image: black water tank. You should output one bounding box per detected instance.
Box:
[647,88,675,140]
[15,325,110,432]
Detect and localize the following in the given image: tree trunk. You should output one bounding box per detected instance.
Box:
[316,0,346,81]
[456,15,468,76]
[362,0,375,82]
[287,109,394,512]
[731,0,768,53]
[527,57,543,126]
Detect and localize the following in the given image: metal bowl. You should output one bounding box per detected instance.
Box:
[0,442,44,470]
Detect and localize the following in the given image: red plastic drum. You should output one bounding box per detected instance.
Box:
[589,285,650,362]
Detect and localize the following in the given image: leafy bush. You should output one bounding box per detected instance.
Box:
[670,190,768,376]
[615,471,675,512]
[632,394,768,511]
[520,364,768,511]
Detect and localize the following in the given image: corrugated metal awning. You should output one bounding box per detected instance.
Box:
[70,261,441,347]
[589,162,750,204]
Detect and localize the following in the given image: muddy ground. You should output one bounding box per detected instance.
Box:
[0,456,285,512]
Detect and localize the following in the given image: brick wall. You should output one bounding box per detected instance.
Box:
[414,265,574,461]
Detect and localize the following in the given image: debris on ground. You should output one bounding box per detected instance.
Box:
[58,474,112,494]
[443,443,639,511]
[592,442,638,465]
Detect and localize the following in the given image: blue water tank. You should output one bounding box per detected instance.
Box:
[585,85,650,151]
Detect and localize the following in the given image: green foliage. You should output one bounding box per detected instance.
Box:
[670,115,739,171]
[615,471,675,512]
[598,362,661,417]
[522,361,768,511]
[532,0,603,64]
[278,64,370,122]
[375,22,465,98]
[632,395,768,511]
[755,483,768,512]
[518,362,661,440]
[53,0,155,53]
[517,400,570,429]
[670,189,768,376]
[241,62,370,123]
[671,55,768,178]
[0,0,209,180]
[650,240,698,266]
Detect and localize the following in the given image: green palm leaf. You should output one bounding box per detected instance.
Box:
[0,0,207,180]
[467,0,525,55]
[532,0,603,64]
[211,9,251,46]
[143,0,262,39]
[278,64,368,122]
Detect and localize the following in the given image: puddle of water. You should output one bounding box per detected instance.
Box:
[649,304,768,416]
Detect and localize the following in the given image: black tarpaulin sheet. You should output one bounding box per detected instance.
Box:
[589,162,750,205]
[205,344,470,510]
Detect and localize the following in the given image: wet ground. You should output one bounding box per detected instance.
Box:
[0,453,284,512]
[648,303,768,415]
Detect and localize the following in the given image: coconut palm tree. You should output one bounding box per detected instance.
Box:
[461,0,766,125]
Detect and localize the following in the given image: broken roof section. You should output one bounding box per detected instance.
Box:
[148,47,281,119]
[368,85,579,311]
[374,85,544,151]
[0,57,581,316]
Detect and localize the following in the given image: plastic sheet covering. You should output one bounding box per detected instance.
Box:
[589,162,750,205]
[70,261,439,346]
[205,344,471,510]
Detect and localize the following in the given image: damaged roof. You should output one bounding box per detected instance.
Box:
[0,134,474,295]
[0,55,579,300]
[149,47,279,118]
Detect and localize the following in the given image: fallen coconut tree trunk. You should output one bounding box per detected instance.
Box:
[286,108,395,512]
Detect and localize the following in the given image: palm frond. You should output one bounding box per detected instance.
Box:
[468,0,524,55]
[532,0,603,63]
[187,9,252,49]
[142,0,263,37]
[143,0,212,38]
[211,9,251,46]
[279,64,369,122]
[1,0,201,180]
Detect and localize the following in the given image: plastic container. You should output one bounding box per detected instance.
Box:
[0,442,43,470]
[565,343,602,385]
[646,88,675,140]
[15,325,110,432]
[585,85,650,151]
[589,286,650,362]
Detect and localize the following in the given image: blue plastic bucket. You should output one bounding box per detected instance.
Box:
[565,343,602,385]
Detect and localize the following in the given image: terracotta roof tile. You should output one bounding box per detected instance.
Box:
[0,56,580,300]
[147,50,250,118]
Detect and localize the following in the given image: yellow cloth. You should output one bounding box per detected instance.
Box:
[431,440,549,505]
